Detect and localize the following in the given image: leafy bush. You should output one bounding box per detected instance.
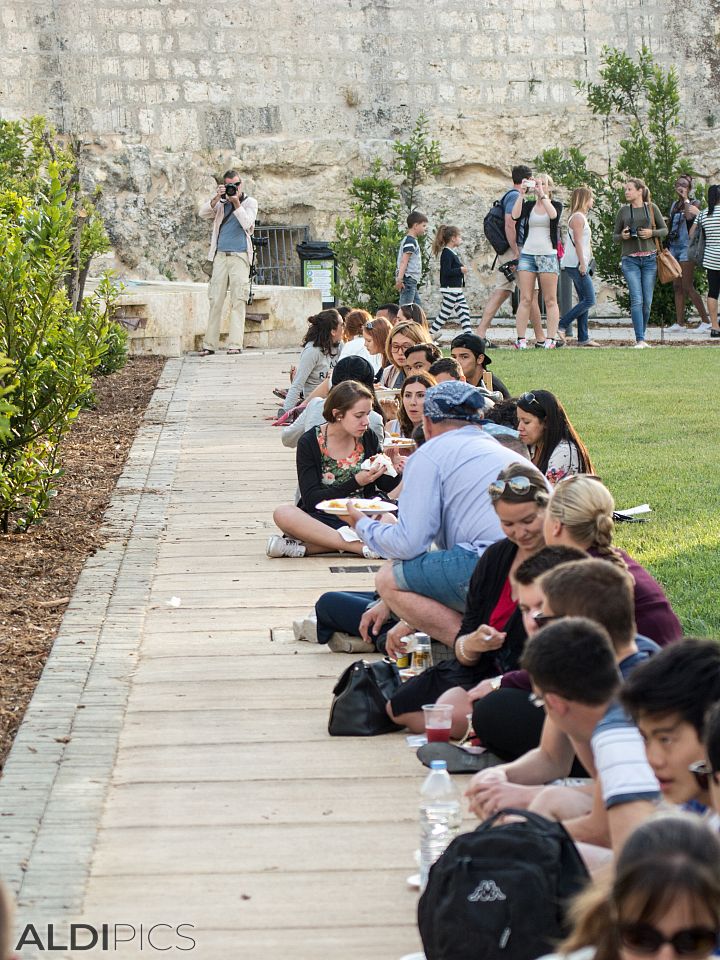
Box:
[0,119,122,532]
[537,46,702,326]
[334,115,442,310]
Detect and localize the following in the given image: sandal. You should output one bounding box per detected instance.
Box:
[198,348,215,357]
[227,348,243,355]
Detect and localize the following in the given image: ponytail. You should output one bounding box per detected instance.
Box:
[302,308,342,356]
[432,224,459,257]
[627,178,650,204]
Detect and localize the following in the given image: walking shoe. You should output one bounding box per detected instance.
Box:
[534,340,547,348]
[266,535,306,558]
[362,545,382,559]
[327,632,375,654]
[666,323,685,333]
[198,348,215,357]
[293,614,318,643]
[227,347,243,355]
[633,341,651,349]
[417,742,504,774]
[694,321,712,333]
[513,338,528,350]
[711,329,720,338]
[543,339,556,349]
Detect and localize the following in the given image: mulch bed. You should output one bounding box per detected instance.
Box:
[0,356,165,771]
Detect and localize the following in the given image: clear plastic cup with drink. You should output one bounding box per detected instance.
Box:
[422,703,454,743]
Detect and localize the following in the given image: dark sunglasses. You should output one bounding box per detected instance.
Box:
[619,923,719,958]
[489,476,538,499]
[533,612,560,629]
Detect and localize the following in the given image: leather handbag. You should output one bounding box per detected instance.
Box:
[328,658,402,736]
[649,204,682,283]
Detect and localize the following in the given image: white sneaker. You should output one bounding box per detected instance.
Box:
[633,341,651,349]
[362,545,382,559]
[666,323,685,332]
[513,338,528,350]
[695,322,712,333]
[293,615,318,643]
[266,535,306,558]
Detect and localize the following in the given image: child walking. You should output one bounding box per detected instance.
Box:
[430,225,472,337]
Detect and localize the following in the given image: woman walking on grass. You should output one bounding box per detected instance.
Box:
[559,187,600,347]
[691,184,720,338]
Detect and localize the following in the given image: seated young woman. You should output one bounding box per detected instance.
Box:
[385,373,437,438]
[280,356,384,449]
[281,309,344,413]
[516,389,593,484]
[338,309,383,373]
[267,381,398,559]
[378,320,432,389]
[385,461,550,734]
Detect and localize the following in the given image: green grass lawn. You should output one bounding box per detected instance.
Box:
[491,347,720,637]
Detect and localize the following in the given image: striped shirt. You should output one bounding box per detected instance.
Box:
[696,207,720,269]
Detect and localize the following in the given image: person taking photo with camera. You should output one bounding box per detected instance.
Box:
[198,169,258,356]
[613,178,667,349]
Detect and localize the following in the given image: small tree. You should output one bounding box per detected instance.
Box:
[537,46,699,325]
[333,116,442,309]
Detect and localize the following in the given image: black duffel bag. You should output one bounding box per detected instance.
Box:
[328,658,402,736]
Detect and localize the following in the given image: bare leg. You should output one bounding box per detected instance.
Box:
[672,276,686,325]
[478,288,510,337]
[709,297,719,330]
[437,686,475,738]
[515,271,537,340]
[386,700,425,733]
[683,262,710,323]
[539,272,560,340]
[272,504,365,555]
[375,564,462,646]
[529,289,544,342]
[529,783,594,821]
[576,842,614,875]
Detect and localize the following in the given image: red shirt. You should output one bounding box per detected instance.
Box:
[488,577,517,632]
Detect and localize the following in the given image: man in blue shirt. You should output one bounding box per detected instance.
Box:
[198,170,258,356]
[346,381,523,651]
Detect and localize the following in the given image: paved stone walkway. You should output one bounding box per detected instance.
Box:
[0,354,431,960]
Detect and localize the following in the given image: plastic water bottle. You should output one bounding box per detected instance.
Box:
[419,760,462,891]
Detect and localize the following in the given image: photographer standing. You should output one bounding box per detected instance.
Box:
[198,170,258,356]
[613,178,667,349]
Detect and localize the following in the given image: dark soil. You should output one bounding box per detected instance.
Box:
[0,356,165,770]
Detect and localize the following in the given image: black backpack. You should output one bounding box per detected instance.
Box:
[483,191,514,257]
[418,809,589,960]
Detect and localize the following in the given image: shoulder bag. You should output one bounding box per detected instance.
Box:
[328,658,402,736]
[687,219,706,265]
[649,204,682,283]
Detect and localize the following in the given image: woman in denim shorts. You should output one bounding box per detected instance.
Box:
[666,175,711,333]
[511,173,564,349]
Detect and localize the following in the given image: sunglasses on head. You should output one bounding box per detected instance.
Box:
[619,923,719,958]
[488,476,545,501]
[365,321,377,330]
[519,392,545,414]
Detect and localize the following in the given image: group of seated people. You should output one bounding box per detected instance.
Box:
[265,303,720,958]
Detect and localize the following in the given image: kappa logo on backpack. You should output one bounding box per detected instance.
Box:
[483,190,514,256]
[468,879,506,903]
[418,808,590,960]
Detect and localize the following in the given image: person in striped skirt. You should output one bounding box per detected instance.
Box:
[430,225,473,337]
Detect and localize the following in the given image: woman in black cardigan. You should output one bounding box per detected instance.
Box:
[267,381,397,559]
[511,173,564,349]
[387,461,550,732]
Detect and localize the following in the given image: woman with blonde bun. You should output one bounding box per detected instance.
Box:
[544,475,682,646]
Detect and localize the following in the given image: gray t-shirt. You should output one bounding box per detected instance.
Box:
[396,234,421,280]
[216,203,248,253]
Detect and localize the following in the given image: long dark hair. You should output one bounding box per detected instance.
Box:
[303,309,342,356]
[709,185,719,217]
[398,373,436,437]
[331,356,382,418]
[561,816,720,960]
[516,390,594,476]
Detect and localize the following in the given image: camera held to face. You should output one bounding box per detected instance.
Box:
[224,183,240,198]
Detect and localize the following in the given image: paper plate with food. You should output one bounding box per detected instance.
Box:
[317,498,399,517]
[383,435,416,449]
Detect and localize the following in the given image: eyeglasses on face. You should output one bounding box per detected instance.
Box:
[528,692,545,709]
[533,612,560,629]
[618,922,720,958]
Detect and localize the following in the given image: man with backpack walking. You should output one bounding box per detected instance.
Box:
[478,166,542,341]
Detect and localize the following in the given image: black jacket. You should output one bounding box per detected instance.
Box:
[439,247,465,287]
[514,199,563,252]
[458,538,527,674]
[296,427,396,512]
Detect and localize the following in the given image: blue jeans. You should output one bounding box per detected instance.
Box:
[314,590,393,651]
[393,544,478,612]
[621,254,657,342]
[559,267,596,342]
[399,276,422,306]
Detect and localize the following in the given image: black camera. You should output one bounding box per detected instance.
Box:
[499,258,518,282]
[628,226,638,238]
[224,183,240,197]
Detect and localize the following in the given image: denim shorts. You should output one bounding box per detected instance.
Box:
[518,253,560,275]
[668,242,689,263]
[392,544,478,612]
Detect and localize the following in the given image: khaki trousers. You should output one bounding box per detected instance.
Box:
[205,251,251,351]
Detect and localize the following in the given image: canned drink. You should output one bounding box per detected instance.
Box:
[410,632,432,674]
[396,638,410,669]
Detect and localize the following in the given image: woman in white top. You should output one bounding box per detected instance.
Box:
[559,187,599,347]
[511,173,563,349]
[691,184,720,338]
[338,309,383,373]
[541,816,720,960]
[516,389,594,485]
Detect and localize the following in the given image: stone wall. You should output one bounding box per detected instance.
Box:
[1,0,718,313]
